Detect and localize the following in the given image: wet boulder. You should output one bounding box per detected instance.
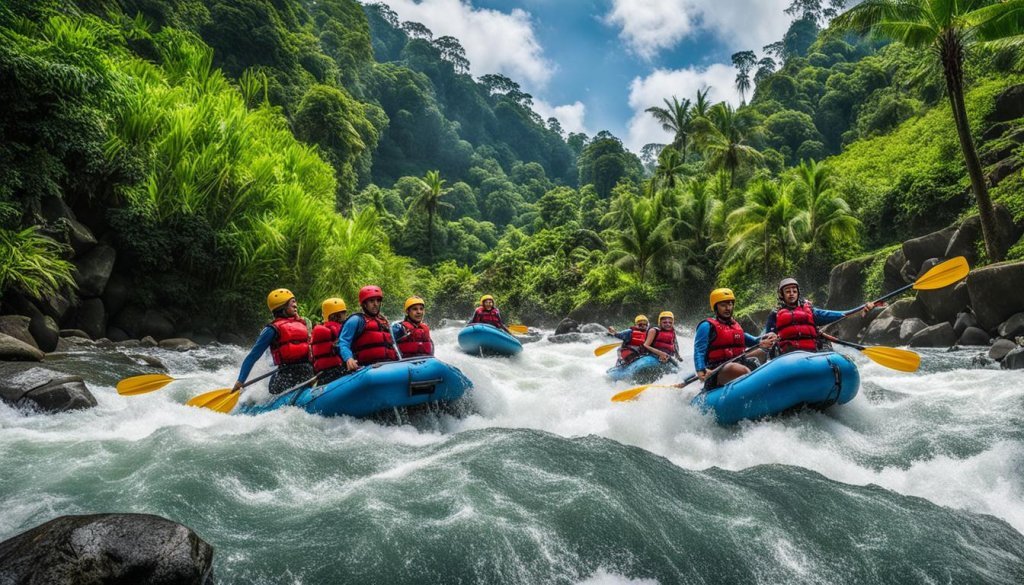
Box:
[72,244,116,297]
[989,338,1018,361]
[992,84,1024,122]
[579,323,608,334]
[1002,347,1024,370]
[105,326,130,342]
[823,306,882,341]
[59,328,92,339]
[917,281,969,325]
[826,256,872,309]
[69,298,106,341]
[908,322,957,348]
[953,311,979,337]
[0,364,96,412]
[139,309,174,341]
[31,315,60,353]
[899,318,928,344]
[883,248,909,291]
[0,315,36,348]
[997,313,1024,339]
[0,333,44,361]
[217,332,247,346]
[945,216,981,266]
[0,513,213,585]
[902,226,956,275]
[877,299,926,322]
[958,327,991,346]
[862,316,902,345]
[967,261,1024,331]
[159,338,199,352]
[554,318,580,335]
[101,273,131,317]
[547,332,588,344]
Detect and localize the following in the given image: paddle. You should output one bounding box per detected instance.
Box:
[116,373,179,396]
[594,342,620,356]
[833,256,969,325]
[611,346,760,402]
[821,333,920,372]
[508,324,529,334]
[183,369,276,412]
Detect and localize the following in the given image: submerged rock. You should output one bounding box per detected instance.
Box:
[0,513,213,585]
[158,337,199,352]
[1002,347,1024,370]
[554,318,579,335]
[909,322,957,348]
[990,338,1019,361]
[0,333,44,361]
[0,364,96,412]
[958,327,991,346]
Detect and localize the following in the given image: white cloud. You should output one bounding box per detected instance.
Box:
[377,0,554,88]
[532,99,590,136]
[605,0,792,60]
[624,64,741,153]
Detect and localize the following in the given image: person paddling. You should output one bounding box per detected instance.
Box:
[764,277,882,355]
[310,298,348,384]
[694,288,777,390]
[606,315,650,366]
[392,296,434,358]
[468,294,510,333]
[233,288,314,395]
[339,285,399,371]
[645,311,681,363]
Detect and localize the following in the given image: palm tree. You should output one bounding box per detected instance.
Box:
[604,197,678,284]
[832,0,1024,262]
[732,51,757,105]
[791,159,861,252]
[645,96,692,156]
[651,146,687,193]
[722,180,801,279]
[691,103,764,189]
[409,170,453,262]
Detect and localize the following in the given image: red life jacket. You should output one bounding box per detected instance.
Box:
[268,316,310,366]
[774,301,818,353]
[311,321,343,372]
[472,307,503,327]
[352,313,398,365]
[704,317,747,366]
[618,327,648,362]
[650,326,678,356]
[397,319,434,358]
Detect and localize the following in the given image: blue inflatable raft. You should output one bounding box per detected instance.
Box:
[607,355,679,384]
[235,357,473,418]
[457,324,523,356]
[691,351,859,425]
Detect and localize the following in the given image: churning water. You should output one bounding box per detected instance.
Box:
[2,326,1023,583]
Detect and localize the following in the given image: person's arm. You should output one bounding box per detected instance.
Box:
[338,317,364,362]
[610,330,630,341]
[763,311,777,335]
[693,321,711,373]
[467,310,479,324]
[494,309,510,332]
[812,307,847,326]
[391,322,407,342]
[644,328,670,361]
[234,326,275,390]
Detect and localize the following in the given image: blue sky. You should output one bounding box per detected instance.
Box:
[373,1,799,152]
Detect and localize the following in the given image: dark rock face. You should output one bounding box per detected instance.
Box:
[991,84,1024,123]
[0,364,96,412]
[0,315,36,348]
[824,306,883,341]
[899,318,928,344]
[105,326,130,342]
[953,311,979,337]
[0,333,44,361]
[902,226,956,275]
[989,338,1018,361]
[826,257,873,309]
[31,315,60,353]
[945,216,981,267]
[862,316,902,345]
[72,244,116,297]
[967,261,1024,331]
[139,310,175,341]
[219,333,248,346]
[70,298,106,341]
[883,248,909,292]
[554,318,580,335]
[1002,347,1024,370]
[958,327,991,346]
[877,299,926,322]
[0,513,213,585]
[908,322,957,348]
[998,313,1024,339]
[101,273,131,317]
[917,281,969,325]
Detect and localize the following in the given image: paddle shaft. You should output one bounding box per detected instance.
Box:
[240,368,276,389]
[821,333,866,351]
[682,345,761,389]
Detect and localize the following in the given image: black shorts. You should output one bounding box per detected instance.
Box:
[269,363,315,394]
[705,357,759,390]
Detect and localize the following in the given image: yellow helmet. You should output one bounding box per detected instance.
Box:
[480,294,494,305]
[321,298,347,321]
[404,296,425,312]
[634,314,648,325]
[709,288,735,311]
[658,311,674,321]
[267,288,294,311]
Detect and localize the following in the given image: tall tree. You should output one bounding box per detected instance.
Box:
[833,0,1024,261]
[722,180,801,279]
[645,96,693,156]
[409,170,453,263]
[754,57,777,85]
[603,197,677,285]
[691,103,764,189]
[731,51,757,105]
[791,160,860,252]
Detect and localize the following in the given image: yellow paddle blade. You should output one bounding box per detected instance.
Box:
[594,342,620,357]
[913,256,969,291]
[185,388,233,409]
[861,346,921,372]
[610,384,677,403]
[508,324,529,334]
[116,373,176,396]
[207,391,241,413]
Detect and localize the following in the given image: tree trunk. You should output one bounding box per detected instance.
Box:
[941,33,1004,262]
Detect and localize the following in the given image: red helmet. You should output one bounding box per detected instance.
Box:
[358,285,383,304]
